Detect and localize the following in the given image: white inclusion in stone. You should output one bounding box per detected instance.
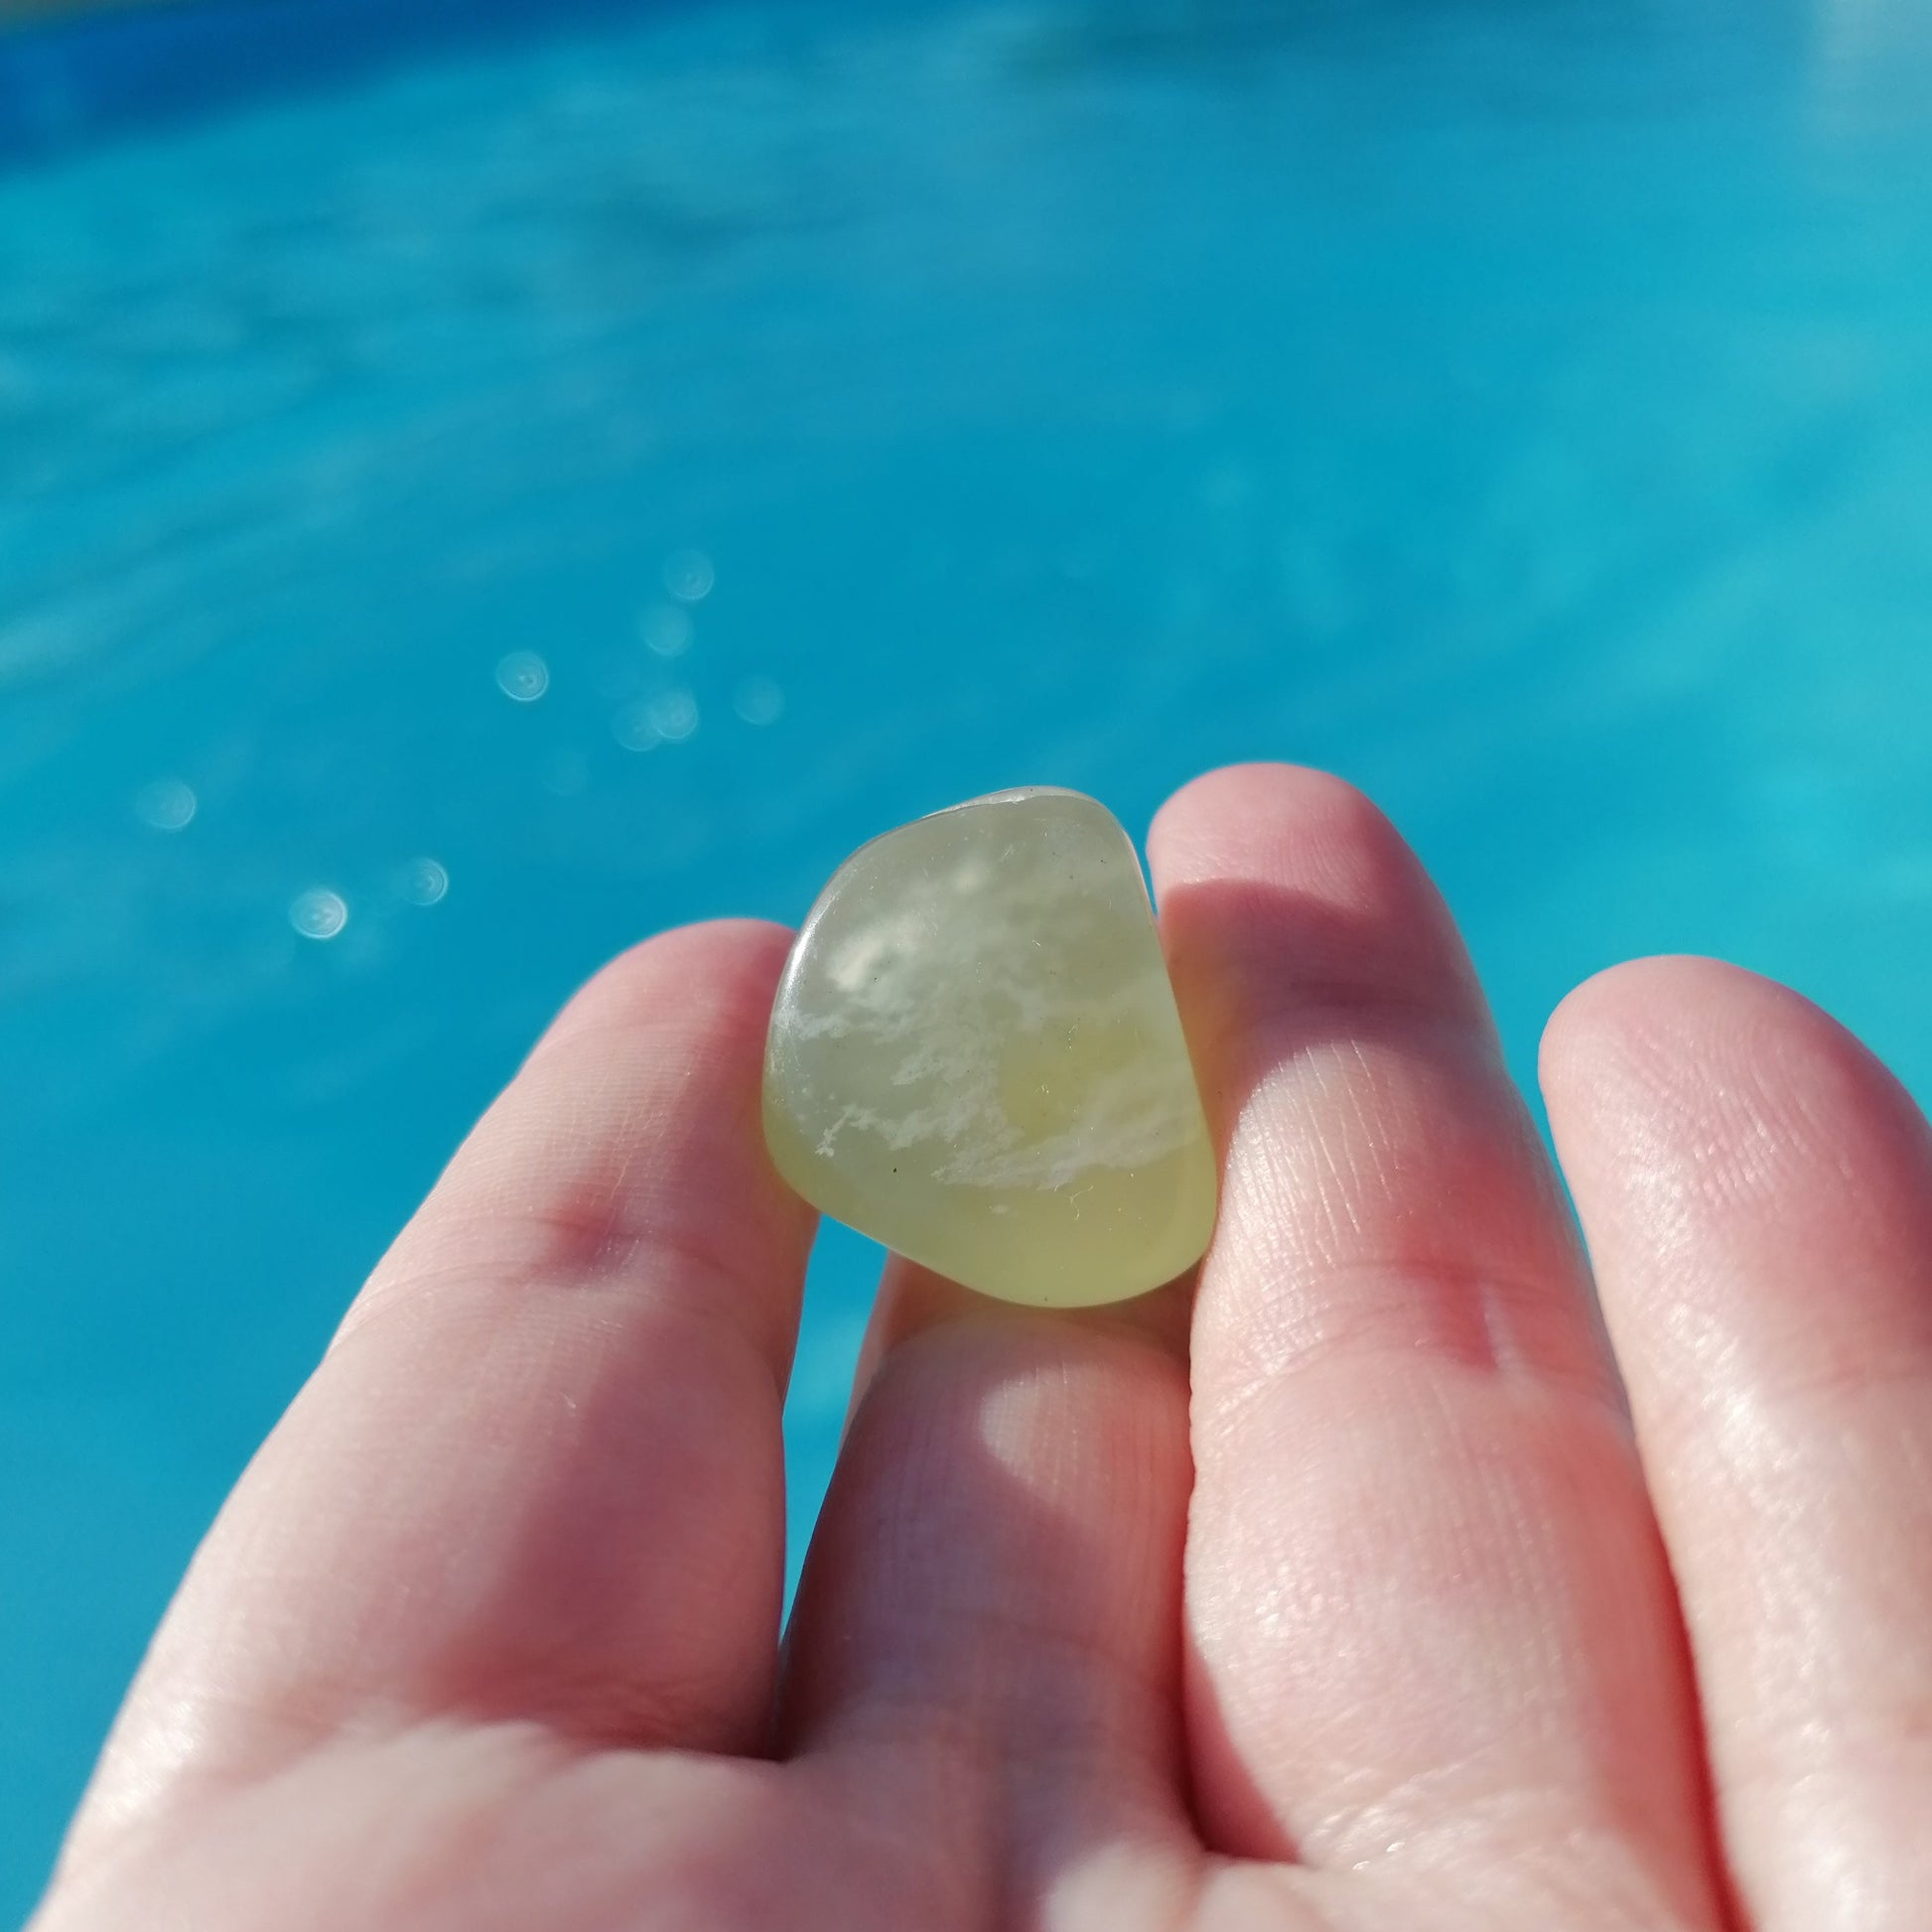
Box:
[795,847,1196,1190]
[824,911,931,998]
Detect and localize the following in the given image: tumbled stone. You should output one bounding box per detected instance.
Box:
[762,787,1217,1307]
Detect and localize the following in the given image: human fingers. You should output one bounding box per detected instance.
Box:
[64,921,815,1871]
[1544,958,1932,1932]
[777,1260,1202,1930]
[1151,766,1723,1925]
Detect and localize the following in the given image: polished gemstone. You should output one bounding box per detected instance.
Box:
[762,787,1217,1307]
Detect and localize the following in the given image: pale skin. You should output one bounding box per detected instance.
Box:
[32,764,1932,1932]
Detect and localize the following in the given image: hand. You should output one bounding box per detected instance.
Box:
[33,766,1932,1932]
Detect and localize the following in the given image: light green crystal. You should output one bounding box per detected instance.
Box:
[762,787,1218,1308]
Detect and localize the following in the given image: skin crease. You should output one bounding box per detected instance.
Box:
[30,763,1932,1932]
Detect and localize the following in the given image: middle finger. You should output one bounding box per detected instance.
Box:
[1153,764,1723,1923]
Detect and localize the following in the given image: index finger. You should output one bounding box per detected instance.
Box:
[67,921,816,1867]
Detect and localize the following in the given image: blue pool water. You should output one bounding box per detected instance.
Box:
[4,0,1932,1909]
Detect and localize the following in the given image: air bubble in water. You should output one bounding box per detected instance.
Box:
[401,859,449,906]
[647,689,699,742]
[495,650,550,702]
[662,549,715,603]
[639,604,694,656]
[733,677,784,727]
[290,888,348,940]
[134,779,198,830]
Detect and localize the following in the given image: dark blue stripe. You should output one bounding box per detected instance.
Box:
[0,0,694,164]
